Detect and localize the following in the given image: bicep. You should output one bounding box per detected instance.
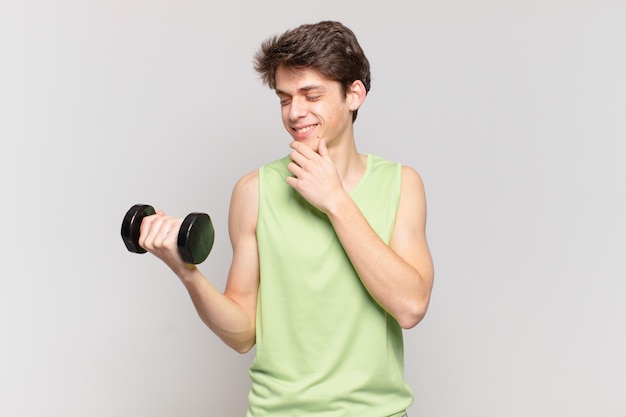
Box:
[223,171,260,323]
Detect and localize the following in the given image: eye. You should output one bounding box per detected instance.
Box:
[279,98,291,106]
[307,95,320,102]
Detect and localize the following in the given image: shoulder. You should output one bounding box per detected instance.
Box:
[229,170,259,231]
[233,169,259,195]
[396,165,427,227]
[400,165,425,193]
[230,155,290,205]
[369,155,424,192]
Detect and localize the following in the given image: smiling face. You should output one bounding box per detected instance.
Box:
[275,65,360,151]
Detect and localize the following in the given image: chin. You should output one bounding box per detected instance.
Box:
[293,136,320,149]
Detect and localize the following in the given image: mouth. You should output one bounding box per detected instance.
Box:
[292,124,318,139]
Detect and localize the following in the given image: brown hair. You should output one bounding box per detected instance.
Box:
[254,21,371,122]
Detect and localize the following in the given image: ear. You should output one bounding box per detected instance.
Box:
[346,80,367,111]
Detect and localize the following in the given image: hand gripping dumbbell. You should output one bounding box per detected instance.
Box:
[121,204,215,264]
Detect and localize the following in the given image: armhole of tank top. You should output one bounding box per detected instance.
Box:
[388,162,403,239]
[256,165,265,231]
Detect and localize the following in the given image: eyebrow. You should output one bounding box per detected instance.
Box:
[275,84,326,96]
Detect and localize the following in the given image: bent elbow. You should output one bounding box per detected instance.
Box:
[231,338,256,354]
[397,300,429,329]
[397,312,423,330]
[233,343,255,354]
[221,328,256,354]
[232,331,256,354]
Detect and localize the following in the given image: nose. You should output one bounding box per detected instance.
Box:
[287,97,307,121]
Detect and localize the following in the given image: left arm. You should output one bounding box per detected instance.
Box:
[325,166,433,329]
[287,141,434,329]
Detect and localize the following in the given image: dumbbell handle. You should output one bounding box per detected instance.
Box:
[121,204,215,264]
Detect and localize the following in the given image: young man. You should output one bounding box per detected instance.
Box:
[139,21,434,417]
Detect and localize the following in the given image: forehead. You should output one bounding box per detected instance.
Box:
[275,65,341,95]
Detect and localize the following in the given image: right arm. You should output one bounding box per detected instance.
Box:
[139,171,260,353]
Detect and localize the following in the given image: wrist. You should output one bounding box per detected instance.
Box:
[325,190,353,219]
[174,262,200,284]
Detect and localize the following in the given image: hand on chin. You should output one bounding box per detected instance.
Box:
[292,136,322,153]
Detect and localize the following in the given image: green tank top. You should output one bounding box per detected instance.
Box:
[247,154,412,417]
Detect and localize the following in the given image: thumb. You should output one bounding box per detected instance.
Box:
[318,138,329,158]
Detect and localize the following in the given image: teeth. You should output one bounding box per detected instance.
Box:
[296,125,315,133]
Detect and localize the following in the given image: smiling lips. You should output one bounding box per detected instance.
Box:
[293,124,318,139]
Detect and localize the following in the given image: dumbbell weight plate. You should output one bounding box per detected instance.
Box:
[121,204,156,254]
[178,213,215,264]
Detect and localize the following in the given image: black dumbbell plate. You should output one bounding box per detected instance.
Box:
[177,213,215,264]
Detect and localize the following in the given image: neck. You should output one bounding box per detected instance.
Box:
[326,137,367,193]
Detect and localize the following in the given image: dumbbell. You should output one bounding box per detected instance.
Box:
[121,204,215,264]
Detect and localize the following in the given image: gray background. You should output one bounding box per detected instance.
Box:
[1,0,624,416]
